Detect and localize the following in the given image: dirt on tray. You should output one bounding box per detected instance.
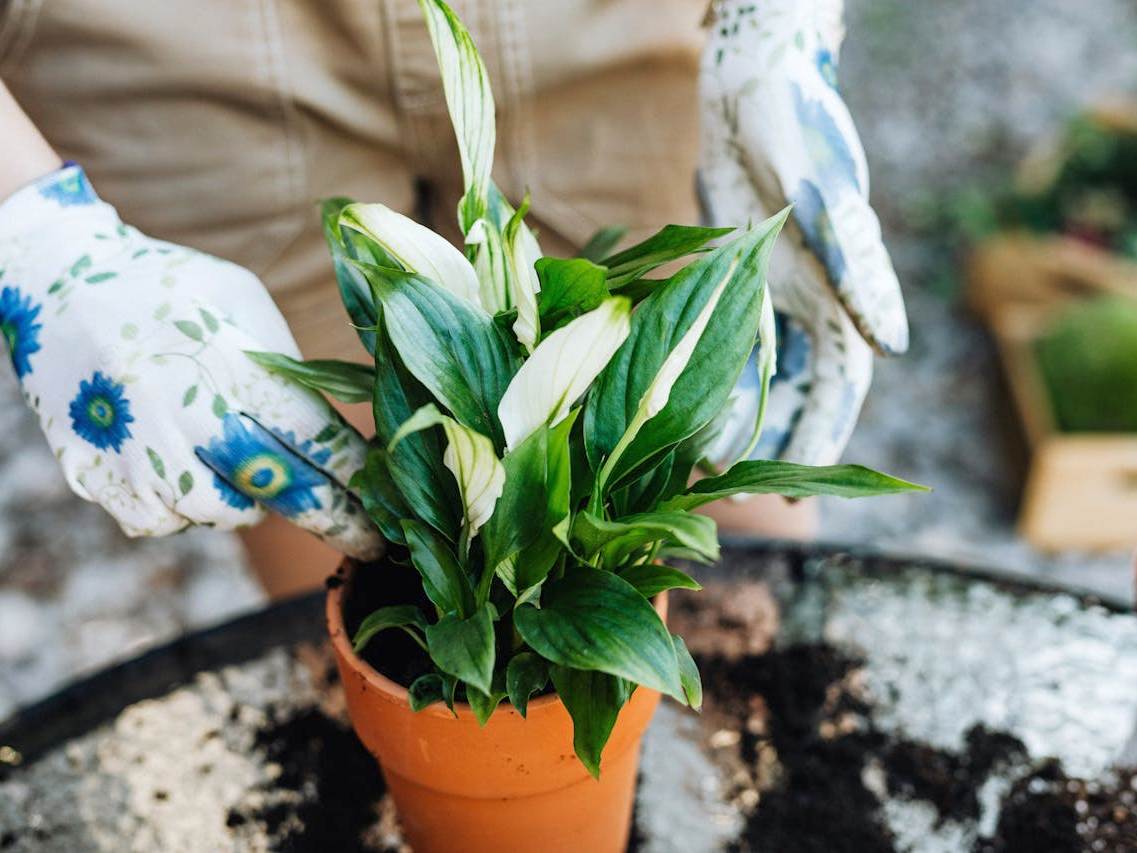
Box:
[687,633,1137,852]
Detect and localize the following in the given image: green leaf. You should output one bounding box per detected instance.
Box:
[246,351,375,403]
[408,673,458,714]
[175,320,204,341]
[352,605,429,653]
[505,652,548,718]
[585,214,787,490]
[182,385,198,407]
[362,263,519,448]
[146,447,165,480]
[390,404,505,540]
[660,461,930,512]
[577,225,627,264]
[482,413,575,594]
[515,568,683,701]
[85,271,117,284]
[350,448,411,546]
[321,196,380,354]
[618,563,702,599]
[572,511,719,567]
[603,224,734,289]
[402,519,475,617]
[535,258,609,331]
[548,665,629,779]
[672,634,702,711]
[466,681,506,727]
[372,323,461,541]
[178,471,194,496]
[211,394,228,418]
[425,603,496,695]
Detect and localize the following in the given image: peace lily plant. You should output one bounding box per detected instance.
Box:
[252,0,925,777]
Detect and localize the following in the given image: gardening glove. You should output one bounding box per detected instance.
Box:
[699,0,909,467]
[0,164,382,559]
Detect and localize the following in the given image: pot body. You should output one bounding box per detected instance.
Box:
[327,561,665,853]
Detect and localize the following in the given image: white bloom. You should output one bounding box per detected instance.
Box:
[498,297,631,449]
[339,203,480,305]
[390,404,504,536]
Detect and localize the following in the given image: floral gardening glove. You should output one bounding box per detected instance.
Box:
[700,0,909,467]
[0,165,382,559]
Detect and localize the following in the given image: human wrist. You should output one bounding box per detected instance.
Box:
[0,83,62,201]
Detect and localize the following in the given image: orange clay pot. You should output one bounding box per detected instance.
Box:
[327,560,666,853]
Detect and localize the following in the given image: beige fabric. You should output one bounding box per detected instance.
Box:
[0,0,705,360]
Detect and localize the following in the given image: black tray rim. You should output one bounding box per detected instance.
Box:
[1,539,1131,771]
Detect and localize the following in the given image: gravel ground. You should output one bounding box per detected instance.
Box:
[2,0,1136,718]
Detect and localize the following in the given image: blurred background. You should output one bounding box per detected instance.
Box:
[1,0,1136,720]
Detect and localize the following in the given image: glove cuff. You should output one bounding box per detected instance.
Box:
[0,163,113,239]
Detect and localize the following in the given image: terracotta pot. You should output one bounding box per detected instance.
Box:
[327,560,665,853]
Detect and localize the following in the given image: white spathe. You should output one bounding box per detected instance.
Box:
[390,404,505,536]
[339,203,480,305]
[498,297,632,450]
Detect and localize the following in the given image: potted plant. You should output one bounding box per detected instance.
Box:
[252,2,926,850]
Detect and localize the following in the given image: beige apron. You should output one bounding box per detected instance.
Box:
[0,0,704,359]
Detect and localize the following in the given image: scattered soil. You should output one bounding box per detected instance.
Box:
[695,643,1137,852]
[226,706,392,852]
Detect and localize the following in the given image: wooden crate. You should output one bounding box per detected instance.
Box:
[987,304,1137,551]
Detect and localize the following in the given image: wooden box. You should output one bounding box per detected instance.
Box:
[971,262,1137,550]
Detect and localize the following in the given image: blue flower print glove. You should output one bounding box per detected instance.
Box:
[700,0,909,467]
[0,165,382,559]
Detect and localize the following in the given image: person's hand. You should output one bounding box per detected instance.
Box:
[0,165,382,558]
[699,0,909,467]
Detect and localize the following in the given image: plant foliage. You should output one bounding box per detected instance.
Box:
[260,0,928,776]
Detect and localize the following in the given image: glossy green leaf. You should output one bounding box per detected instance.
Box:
[350,448,411,546]
[617,563,702,599]
[352,605,429,653]
[466,680,506,727]
[482,413,575,593]
[320,197,380,354]
[585,214,787,490]
[245,352,374,403]
[572,511,719,566]
[660,461,930,512]
[362,263,519,448]
[371,323,460,542]
[425,603,496,695]
[402,519,475,617]
[536,258,609,331]
[548,665,628,778]
[505,652,548,718]
[408,672,458,714]
[514,568,683,701]
[672,634,702,711]
[602,224,734,289]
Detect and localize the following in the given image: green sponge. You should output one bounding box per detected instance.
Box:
[1035,296,1137,432]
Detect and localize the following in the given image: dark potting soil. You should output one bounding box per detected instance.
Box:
[337,553,436,689]
[226,706,391,852]
[697,644,1137,852]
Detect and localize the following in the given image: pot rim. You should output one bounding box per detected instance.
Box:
[326,558,669,721]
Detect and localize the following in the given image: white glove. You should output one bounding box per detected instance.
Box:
[700,0,909,467]
[0,165,381,558]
